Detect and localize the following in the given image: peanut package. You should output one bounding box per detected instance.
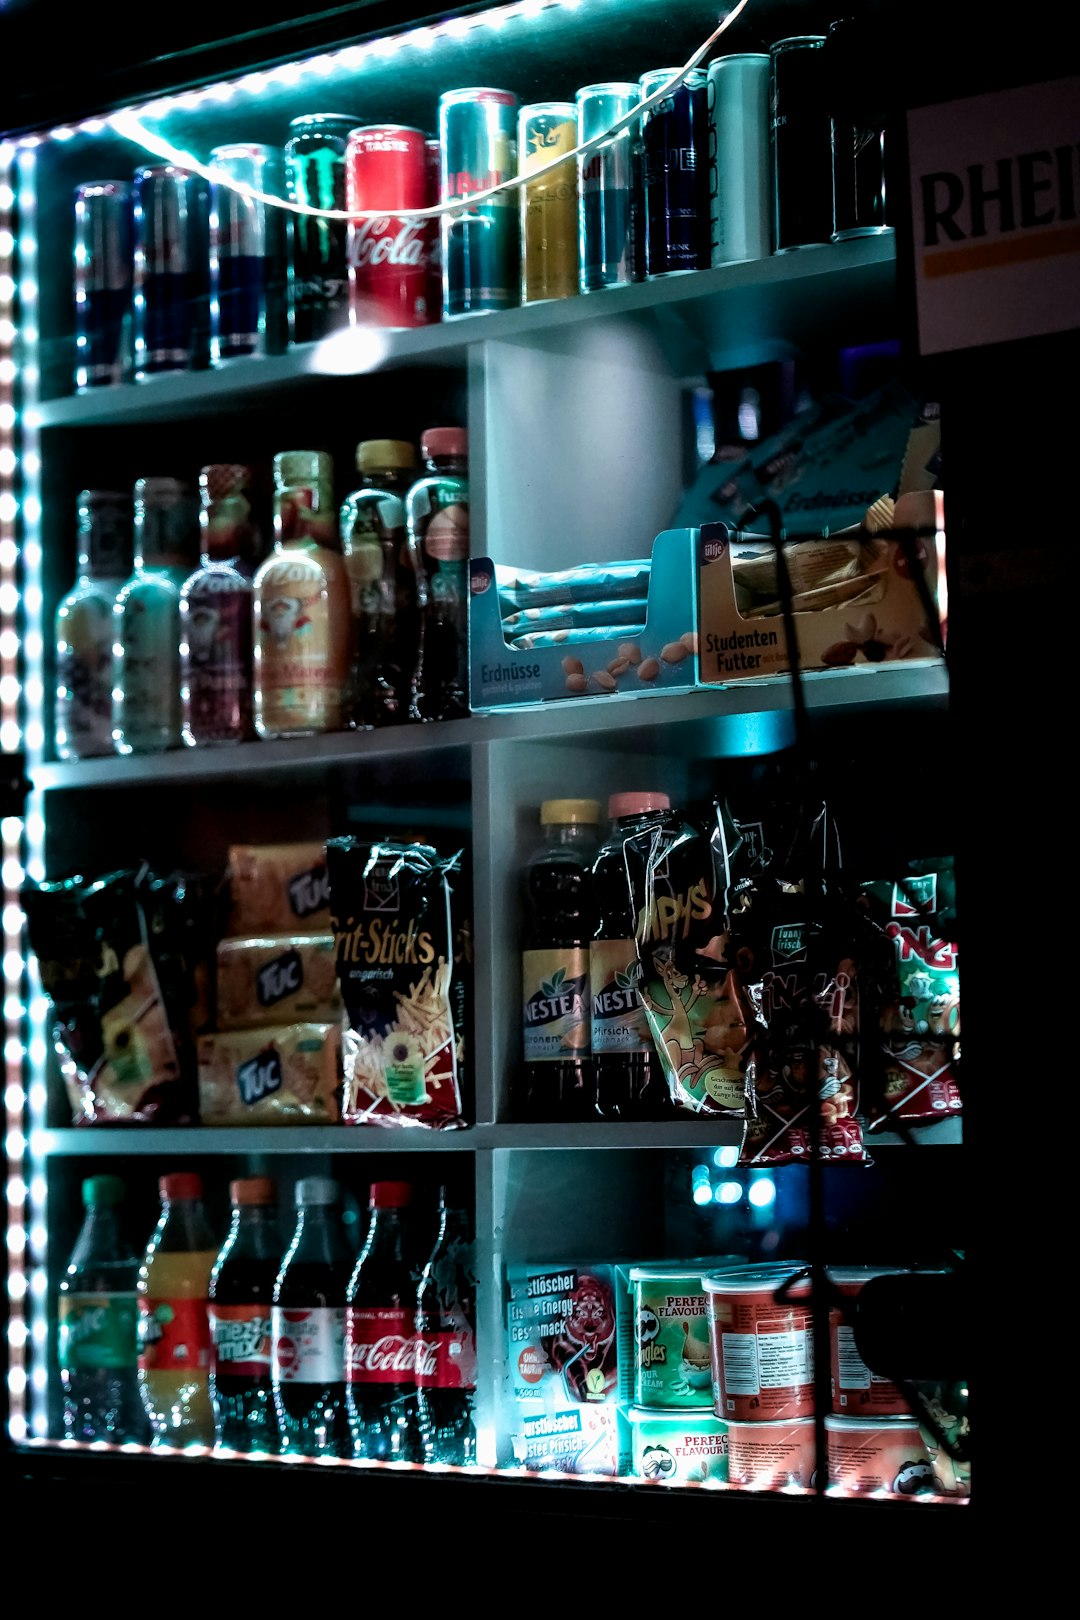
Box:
[197,1022,342,1124]
[216,934,342,1029]
[226,841,330,936]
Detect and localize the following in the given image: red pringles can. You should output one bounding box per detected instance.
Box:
[346,125,433,328]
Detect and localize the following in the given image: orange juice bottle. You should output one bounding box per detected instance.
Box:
[137,1172,219,1448]
[253,450,353,737]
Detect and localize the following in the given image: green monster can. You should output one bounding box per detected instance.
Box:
[439,87,520,317]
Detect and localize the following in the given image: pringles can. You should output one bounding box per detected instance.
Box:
[74,181,133,389]
[638,67,710,277]
[576,82,639,291]
[346,124,432,329]
[284,113,354,344]
[769,37,833,251]
[703,1263,815,1422]
[132,164,210,378]
[439,87,519,318]
[707,54,771,264]
[519,102,579,304]
[209,144,288,363]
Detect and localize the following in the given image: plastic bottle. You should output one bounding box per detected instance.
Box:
[58,1173,148,1444]
[253,450,353,738]
[208,1175,281,1455]
[591,791,677,1120]
[414,1185,477,1466]
[406,427,469,722]
[137,1171,218,1448]
[339,437,419,728]
[345,1179,421,1461]
[54,490,133,760]
[112,476,200,754]
[272,1176,353,1458]
[517,797,601,1119]
[180,463,259,747]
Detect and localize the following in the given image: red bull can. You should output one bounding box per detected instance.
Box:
[346,125,432,328]
[576,83,639,291]
[133,164,211,378]
[439,88,519,318]
[209,143,289,362]
[74,181,134,389]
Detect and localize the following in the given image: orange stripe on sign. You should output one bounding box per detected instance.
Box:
[923,222,1080,278]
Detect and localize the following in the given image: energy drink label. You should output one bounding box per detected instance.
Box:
[74,181,133,389]
[519,102,579,304]
[638,68,711,276]
[439,88,519,317]
[132,165,210,377]
[209,143,288,362]
[576,83,639,291]
[285,114,353,343]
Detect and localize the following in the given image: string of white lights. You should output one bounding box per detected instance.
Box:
[107,0,749,221]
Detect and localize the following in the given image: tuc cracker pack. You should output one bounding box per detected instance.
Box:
[505,1261,633,1475]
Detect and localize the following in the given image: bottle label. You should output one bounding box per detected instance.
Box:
[522,947,590,1061]
[138,1296,212,1371]
[209,1304,273,1377]
[59,1291,139,1372]
[116,587,183,745]
[55,595,115,756]
[415,1324,477,1391]
[590,937,652,1054]
[255,552,347,733]
[345,1305,416,1384]
[272,1305,346,1384]
[181,578,253,740]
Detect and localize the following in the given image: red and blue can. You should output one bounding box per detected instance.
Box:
[209,143,289,362]
[132,164,210,377]
[638,68,711,277]
[576,83,639,292]
[346,124,433,329]
[439,88,519,318]
[74,181,133,389]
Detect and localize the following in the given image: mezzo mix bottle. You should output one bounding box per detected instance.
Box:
[208,1176,281,1455]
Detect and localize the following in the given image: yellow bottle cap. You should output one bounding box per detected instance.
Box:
[356,439,417,474]
[540,798,601,826]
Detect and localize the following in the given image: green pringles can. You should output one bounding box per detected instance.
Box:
[439,87,520,318]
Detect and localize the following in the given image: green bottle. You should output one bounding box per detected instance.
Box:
[113,476,199,754]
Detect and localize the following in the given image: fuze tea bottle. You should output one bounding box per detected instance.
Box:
[253,449,353,737]
[339,437,418,728]
[137,1171,218,1449]
[406,427,469,722]
[112,476,199,754]
[54,489,132,759]
[591,791,676,1120]
[517,798,600,1120]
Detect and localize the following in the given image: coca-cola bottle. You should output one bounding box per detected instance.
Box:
[345,1180,421,1461]
[414,1185,477,1466]
[208,1176,281,1455]
[271,1176,353,1458]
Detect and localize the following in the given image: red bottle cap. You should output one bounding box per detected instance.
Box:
[160,1172,203,1202]
[369,1180,412,1208]
[608,791,670,819]
[230,1176,276,1206]
[421,427,467,461]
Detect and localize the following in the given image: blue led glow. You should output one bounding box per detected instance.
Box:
[715,1181,742,1205]
[712,1145,739,1169]
[692,1182,714,1207]
[748,1177,776,1208]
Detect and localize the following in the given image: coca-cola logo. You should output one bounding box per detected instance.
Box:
[348,218,426,269]
[349,1333,417,1374]
[414,1337,440,1379]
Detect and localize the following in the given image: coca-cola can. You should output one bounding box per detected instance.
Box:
[346,124,433,328]
[425,138,443,326]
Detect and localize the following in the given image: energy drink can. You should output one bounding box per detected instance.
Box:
[769,36,833,251]
[284,113,353,344]
[576,82,639,291]
[708,54,771,265]
[209,143,288,362]
[827,18,893,241]
[133,164,211,378]
[638,67,710,277]
[74,181,133,389]
[439,87,519,318]
[519,102,578,304]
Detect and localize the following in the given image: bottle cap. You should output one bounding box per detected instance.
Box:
[159,1172,203,1202]
[356,439,417,475]
[274,450,333,488]
[608,791,670,820]
[288,113,358,132]
[420,427,467,462]
[135,476,190,506]
[369,1180,412,1208]
[296,1176,339,1206]
[200,464,253,502]
[82,1174,125,1208]
[540,798,601,827]
[230,1176,276,1206]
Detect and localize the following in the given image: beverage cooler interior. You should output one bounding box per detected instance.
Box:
[2,0,972,1531]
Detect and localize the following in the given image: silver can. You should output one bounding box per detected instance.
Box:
[209,143,289,362]
[708,54,771,265]
[576,82,639,291]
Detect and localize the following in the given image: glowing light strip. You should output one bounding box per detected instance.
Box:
[102,0,749,221]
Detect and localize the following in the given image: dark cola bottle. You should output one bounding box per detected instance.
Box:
[414,1186,477,1466]
[345,1180,421,1461]
[208,1176,281,1454]
[271,1176,353,1458]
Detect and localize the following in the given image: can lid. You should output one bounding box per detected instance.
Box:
[520,101,577,119]
[159,1172,203,1202]
[540,798,601,826]
[770,35,827,50]
[576,83,640,99]
[420,427,467,462]
[200,464,253,501]
[230,1176,276,1206]
[708,53,772,66]
[135,476,189,503]
[439,87,519,106]
[726,1416,816,1430]
[82,1174,125,1209]
[296,1176,339,1207]
[703,1262,811,1294]
[209,143,281,161]
[639,68,707,91]
[370,1180,412,1208]
[625,1405,725,1428]
[347,123,427,141]
[627,1258,741,1284]
[79,489,129,508]
[274,450,333,487]
[826,1265,911,1287]
[75,180,132,198]
[824,1414,920,1431]
[608,792,670,820]
[356,439,417,475]
[288,113,358,129]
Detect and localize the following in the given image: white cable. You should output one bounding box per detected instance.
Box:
[109,0,750,222]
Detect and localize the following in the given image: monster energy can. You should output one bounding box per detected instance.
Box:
[576,83,639,292]
[439,87,519,318]
[285,114,354,344]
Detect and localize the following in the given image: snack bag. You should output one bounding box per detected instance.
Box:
[216,934,342,1029]
[226,841,330,936]
[197,1022,342,1124]
[326,838,467,1129]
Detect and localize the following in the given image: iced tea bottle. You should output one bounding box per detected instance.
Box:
[180,463,259,746]
[54,489,132,759]
[340,437,418,728]
[406,427,469,722]
[112,476,199,754]
[253,449,353,737]
[516,798,601,1120]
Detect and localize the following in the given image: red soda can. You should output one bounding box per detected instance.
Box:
[346,125,432,328]
[424,138,443,327]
